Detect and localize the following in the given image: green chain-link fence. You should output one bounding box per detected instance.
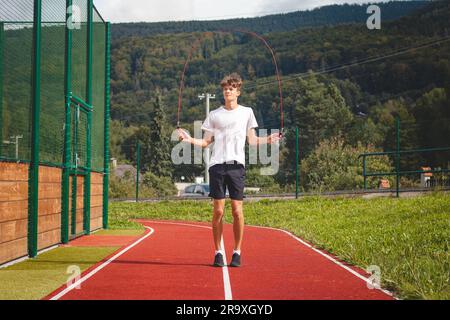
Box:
[0,0,110,259]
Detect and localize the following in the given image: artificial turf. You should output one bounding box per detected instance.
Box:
[0,246,119,300]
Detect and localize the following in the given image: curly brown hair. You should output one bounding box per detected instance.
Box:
[220,73,243,89]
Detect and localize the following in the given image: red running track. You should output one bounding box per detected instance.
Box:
[45,220,394,300]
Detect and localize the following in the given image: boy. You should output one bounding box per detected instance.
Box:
[177,73,279,267]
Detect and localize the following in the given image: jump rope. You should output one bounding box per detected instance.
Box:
[176,29,284,138]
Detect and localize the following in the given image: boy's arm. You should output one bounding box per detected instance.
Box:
[178,128,214,148]
[247,128,280,145]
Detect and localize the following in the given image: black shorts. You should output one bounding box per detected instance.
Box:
[209,162,245,200]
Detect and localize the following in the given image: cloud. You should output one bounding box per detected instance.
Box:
[94,0,195,23]
[93,0,415,23]
[192,0,266,20]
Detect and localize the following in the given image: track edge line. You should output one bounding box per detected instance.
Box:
[48,226,155,300]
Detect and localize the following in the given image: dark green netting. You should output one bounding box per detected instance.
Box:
[39,0,66,164]
[39,22,65,164]
[71,0,88,102]
[77,109,88,168]
[0,0,107,167]
[91,7,105,171]
[1,22,33,160]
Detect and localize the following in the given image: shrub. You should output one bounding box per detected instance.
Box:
[301,137,394,191]
[109,174,157,199]
[142,172,178,197]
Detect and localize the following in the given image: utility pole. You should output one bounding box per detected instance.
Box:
[135,140,140,203]
[395,116,400,198]
[13,135,22,159]
[295,127,299,199]
[198,93,215,184]
[3,135,23,159]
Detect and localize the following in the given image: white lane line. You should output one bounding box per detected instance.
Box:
[247,224,397,299]
[144,220,233,300]
[220,236,233,300]
[50,226,155,300]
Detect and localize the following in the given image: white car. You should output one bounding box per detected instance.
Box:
[181,184,210,197]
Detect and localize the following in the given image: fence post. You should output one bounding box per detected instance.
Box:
[0,22,4,156]
[61,0,73,244]
[28,0,42,258]
[103,22,110,229]
[83,0,93,234]
[136,141,140,202]
[396,117,400,198]
[71,106,78,236]
[363,155,367,190]
[295,127,299,199]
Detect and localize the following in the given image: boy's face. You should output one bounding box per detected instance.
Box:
[222,85,240,102]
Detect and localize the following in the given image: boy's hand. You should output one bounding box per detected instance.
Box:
[268,133,281,144]
[177,128,191,142]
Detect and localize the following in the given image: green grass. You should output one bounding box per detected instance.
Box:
[110,193,450,300]
[0,247,118,300]
[94,229,145,236]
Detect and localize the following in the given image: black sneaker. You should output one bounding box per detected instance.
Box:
[213,252,225,267]
[230,253,241,267]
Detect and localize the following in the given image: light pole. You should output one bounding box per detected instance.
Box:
[199,93,215,184]
[3,135,23,159]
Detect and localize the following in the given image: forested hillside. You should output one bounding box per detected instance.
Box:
[111,1,430,38]
[108,0,450,193]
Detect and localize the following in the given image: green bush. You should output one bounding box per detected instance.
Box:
[245,167,278,188]
[109,174,157,199]
[142,172,178,197]
[301,137,394,191]
[245,167,297,194]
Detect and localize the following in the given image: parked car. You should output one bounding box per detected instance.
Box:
[181,184,210,197]
[181,184,234,198]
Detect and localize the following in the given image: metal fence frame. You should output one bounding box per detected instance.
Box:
[359,118,450,197]
[0,0,110,258]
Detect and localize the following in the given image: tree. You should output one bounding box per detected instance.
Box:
[142,172,178,197]
[145,93,173,178]
[370,98,421,170]
[273,76,354,186]
[122,93,174,178]
[292,75,354,156]
[109,120,138,161]
[346,117,385,147]
[413,87,450,167]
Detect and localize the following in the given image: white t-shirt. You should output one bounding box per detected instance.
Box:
[201,105,258,168]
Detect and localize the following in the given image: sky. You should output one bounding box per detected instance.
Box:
[93,0,417,23]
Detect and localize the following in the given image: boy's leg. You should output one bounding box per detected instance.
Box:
[231,199,244,251]
[212,199,226,251]
[209,164,227,251]
[226,164,245,251]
